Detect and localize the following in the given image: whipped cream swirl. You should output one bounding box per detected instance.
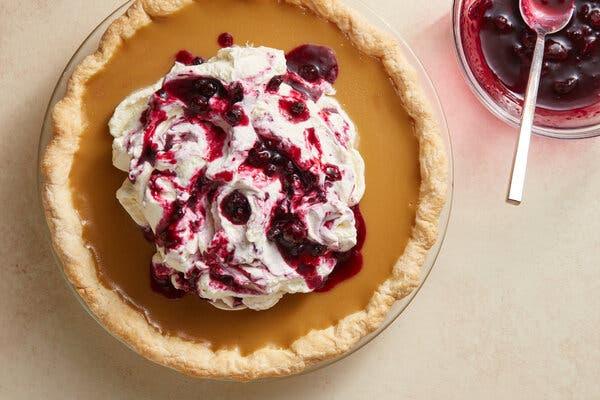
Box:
[110,45,365,310]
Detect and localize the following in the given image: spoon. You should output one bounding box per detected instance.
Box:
[507,0,575,204]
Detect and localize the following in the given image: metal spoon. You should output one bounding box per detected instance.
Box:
[507,0,575,204]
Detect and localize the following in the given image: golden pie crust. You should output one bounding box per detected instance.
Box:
[42,0,448,381]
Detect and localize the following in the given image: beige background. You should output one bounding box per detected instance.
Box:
[1,0,599,398]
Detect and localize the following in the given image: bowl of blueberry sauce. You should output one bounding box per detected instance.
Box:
[453,0,600,138]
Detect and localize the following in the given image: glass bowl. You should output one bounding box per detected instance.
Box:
[37,0,454,379]
[453,0,600,139]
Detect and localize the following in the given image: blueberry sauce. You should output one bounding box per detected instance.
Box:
[153,200,185,250]
[150,264,186,299]
[214,171,234,182]
[279,99,310,122]
[286,44,339,83]
[245,136,320,196]
[165,77,226,107]
[305,127,322,156]
[218,32,234,48]
[152,171,216,251]
[473,0,600,110]
[137,108,167,168]
[204,123,227,161]
[164,76,251,128]
[245,135,364,291]
[141,226,155,242]
[316,206,366,292]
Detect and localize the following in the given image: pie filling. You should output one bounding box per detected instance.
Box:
[70,0,420,353]
[110,43,366,311]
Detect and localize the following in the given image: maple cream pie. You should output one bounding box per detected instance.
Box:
[43,0,448,380]
[110,44,366,311]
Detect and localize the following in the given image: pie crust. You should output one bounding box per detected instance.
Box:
[42,0,448,380]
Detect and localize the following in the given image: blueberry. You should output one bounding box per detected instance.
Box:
[224,107,243,125]
[290,101,306,116]
[229,82,244,104]
[299,64,319,82]
[266,75,284,92]
[221,190,251,224]
[553,77,579,95]
[493,15,512,32]
[194,78,219,98]
[544,40,568,61]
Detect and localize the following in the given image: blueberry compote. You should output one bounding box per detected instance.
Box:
[245,135,366,291]
[473,0,600,110]
[286,44,339,83]
[148,42,365,298]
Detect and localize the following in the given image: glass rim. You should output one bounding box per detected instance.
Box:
[452,0,600,140]
[37,0,454,380]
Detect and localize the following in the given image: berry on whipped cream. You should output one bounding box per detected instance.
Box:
[109,44,365,310]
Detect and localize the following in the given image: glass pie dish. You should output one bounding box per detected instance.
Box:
[453,0,600,139]
[37,0,454,379]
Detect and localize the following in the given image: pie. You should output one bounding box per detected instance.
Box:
[42,0,448,380]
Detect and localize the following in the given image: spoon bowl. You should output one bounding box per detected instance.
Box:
[520,0,576,33]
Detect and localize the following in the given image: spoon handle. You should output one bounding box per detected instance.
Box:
[508,33,546,204]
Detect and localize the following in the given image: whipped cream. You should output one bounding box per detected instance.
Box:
[110,45,365,310]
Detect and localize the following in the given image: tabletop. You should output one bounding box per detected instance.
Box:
[1,0,599,399]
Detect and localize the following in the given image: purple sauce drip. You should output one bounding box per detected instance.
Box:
[316,206,365,292]
[279,99,310,123]
[246,135,364,291]
[286,44,339,83]
[245,136,321,199]
[150,265,186,299]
